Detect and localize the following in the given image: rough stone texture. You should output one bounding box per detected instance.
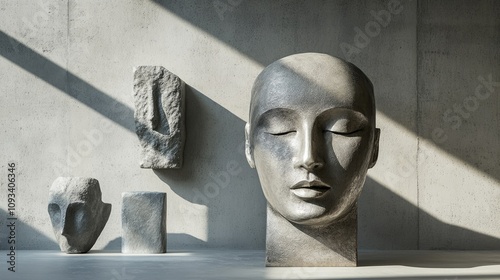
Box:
[266,205,357,267]
[48,177,111,254]
[133,66,185,169]
[121,191,167,254]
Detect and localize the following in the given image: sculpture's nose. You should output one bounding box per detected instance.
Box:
[60,211,72,237]
[61,222,69,237]
[294,126,324,172]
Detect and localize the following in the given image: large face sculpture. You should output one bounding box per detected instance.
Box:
[48,177,111,253]
[245,53,379,227]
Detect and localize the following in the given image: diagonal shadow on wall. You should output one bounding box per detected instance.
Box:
[152,0,500,250]
[0,30,135,132]
[359,177,500,250]
[151,0,500,184]
[0,208,58,250]
[1,1,499,251]
[0,28,266,250]
[154,85,266,249]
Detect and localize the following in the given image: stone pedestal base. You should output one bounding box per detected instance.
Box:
[121,191,167,253]
[266,204,357,267]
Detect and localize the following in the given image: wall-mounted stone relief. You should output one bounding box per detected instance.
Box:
[133,66,185,169]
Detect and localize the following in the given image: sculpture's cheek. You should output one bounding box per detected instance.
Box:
[64,203,93,237]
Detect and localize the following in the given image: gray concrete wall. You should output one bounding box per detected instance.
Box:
[417,0,500,249]
[0,0,499,250]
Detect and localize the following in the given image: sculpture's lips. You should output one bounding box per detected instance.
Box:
[290,180,331,199]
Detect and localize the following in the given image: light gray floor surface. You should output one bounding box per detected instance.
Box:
[2,250,500,279]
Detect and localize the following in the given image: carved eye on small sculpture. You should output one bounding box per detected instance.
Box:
[66,202,89,234]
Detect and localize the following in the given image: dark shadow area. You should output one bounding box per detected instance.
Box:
[102,236,122,250]
[167,233,207,250]
[360,177,500,254]
[154,85,266,249]
[102,234,205,251]
[360,250,500,269]
[0,208,58,250]
[359,177,418,249]
[292,207,357,264]
[0,30,135,132]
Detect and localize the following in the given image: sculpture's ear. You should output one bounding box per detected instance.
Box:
[368,128,380,169]
[245,123,255,168]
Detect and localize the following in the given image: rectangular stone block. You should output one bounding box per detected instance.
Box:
[133,66,185,169]
[121,191,167,253]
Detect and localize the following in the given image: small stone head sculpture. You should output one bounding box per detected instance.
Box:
[245,53,380,227]
[48,177,111,253]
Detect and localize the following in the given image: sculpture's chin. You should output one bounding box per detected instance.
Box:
[57,234,95,254]
[287,213,339,227]
[56,237,70,252]
[63,243,92,254]
[276,201,356,227]
[65,247,86,254]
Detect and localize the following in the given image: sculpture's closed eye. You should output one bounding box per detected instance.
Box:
[267,130,297,136]
[324,117,366,136]
[263,121,297,136]
[48,203,61,226]
[324,128,364,136]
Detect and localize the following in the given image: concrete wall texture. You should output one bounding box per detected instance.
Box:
[0,0,499,251]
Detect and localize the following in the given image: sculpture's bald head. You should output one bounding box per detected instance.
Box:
[249,53,375,131]
[245,53,379,226]
[49,177,103,208]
